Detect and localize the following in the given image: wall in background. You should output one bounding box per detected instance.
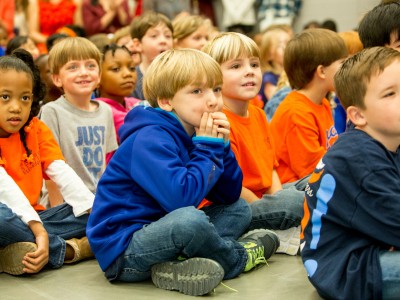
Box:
[293,0,380,33]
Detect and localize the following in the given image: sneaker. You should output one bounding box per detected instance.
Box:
[151,257,224,296]
[239,229,280,272]
[274,226,301,255]
[64,236,94,264]
[0,242,37,275]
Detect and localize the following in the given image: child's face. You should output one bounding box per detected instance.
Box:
[220,56,262,102]
[0,28,7,47]
[0,70,32,138]
[21,38,39,60]
[175,25,209,50]
[52,59,100,97]
[271,32,290,67]
[100,49,137,99]
[359,60,400,151]
[139,23,173,64]
[161,80,223,136]
[117,35,141,66]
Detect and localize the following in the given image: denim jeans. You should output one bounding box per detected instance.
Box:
[248,175,309,231]
[0,202,88,268]
[380,250,400,299]
[105,198,251,282]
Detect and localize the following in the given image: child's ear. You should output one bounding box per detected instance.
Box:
[132,38,142,52]
[347,106,367,127]
[157,98,173,111]
[51,74,63,88]
[316,65,325,79]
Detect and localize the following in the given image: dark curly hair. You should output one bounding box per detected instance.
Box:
[0,48,46,157]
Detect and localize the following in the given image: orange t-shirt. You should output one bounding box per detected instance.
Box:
[270,91,338,183]
[0,117,64,211]
[224,104,278,198]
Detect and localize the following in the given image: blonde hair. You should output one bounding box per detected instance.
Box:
[260,28,290,73]
[335,46,400,109]
[202,32,261,65]
[172,14,210,41]
[112,26,131,44]
[143,49,223,107]
[48,37,101,75]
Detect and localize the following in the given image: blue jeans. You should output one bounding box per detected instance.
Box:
[0,202,88,268]
[248,176,309,231]
[380,250,400,299]
[105,199,251,282]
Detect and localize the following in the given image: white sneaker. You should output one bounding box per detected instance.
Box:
[273,226,301,255]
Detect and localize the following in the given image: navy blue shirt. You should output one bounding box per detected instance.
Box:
[301,128,400,299]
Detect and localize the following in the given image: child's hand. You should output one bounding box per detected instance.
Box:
[211,112,230,143]
[196,112,219,138]
[23,233,49,273]
[23,221,49,273]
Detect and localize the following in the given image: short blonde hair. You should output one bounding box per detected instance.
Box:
[48,37,101,75]
[334,46,400,109]
[143,49,223,107]
[173,15,210,41]
[112,26,131,44]
[260,28,290,73]
[202,32,261,65]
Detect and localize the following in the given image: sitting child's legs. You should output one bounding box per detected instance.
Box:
[0,202,92,274]
[379,250,400,299]
[249,186,304,231]
[201,198,251,240]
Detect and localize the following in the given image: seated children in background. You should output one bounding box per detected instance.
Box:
[112,25,141,66]
[203,32,305,255]
[270,29,348,184]
[87,49,279,296]
[130,11,173,100]
[39,37,118,208]
[172,14,211,50]
[301,46,400,300]
[0,49,94,275]
[35,54,63,106]
[258,27,291,107]
[264,70,291,121]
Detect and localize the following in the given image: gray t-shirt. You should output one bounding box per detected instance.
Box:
[40,96,118,194]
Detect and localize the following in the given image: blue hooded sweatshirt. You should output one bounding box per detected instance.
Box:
[87,106,243,271]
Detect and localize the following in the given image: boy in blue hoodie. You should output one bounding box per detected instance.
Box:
[87,49,279,296]
[301,47,400,299]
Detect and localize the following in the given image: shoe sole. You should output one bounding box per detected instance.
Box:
[151,257,224,296]
[274,226,301,255]
[240,229,280,260]
[0,242,37,275]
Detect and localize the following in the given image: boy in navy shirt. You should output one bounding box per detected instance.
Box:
[301,47,400,299]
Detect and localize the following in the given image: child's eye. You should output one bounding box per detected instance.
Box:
[111,67,120,72]
[192,89,202,94]
[213,87,222,93]
[384,91,395,98]
[67,65,78,70]
[21,95,32,102]
[231,64,240,69]
[129,67,136,72]
[0,94,9,101]
[251,62,260,68]
[88,63,97,69]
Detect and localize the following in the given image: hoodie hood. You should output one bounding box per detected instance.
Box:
[119,106,191,146]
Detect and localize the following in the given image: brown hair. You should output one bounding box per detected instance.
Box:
[130,11,173,41]
[284,28,348,89]
[334,46,400,109]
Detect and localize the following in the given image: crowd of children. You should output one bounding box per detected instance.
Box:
[0,1,400,299]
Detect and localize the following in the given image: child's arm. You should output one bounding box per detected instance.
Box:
[0,167,49,273]
[240,186,260,203]
[23,221,49,274]
[265,169,283,194]
[45,160,94,216]
[45,180,64,208]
